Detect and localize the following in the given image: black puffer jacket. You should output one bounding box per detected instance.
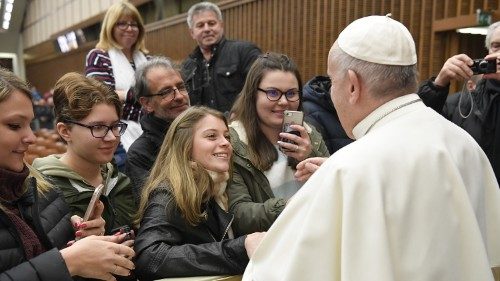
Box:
[125,113,172,201]
[0,178,74,281]
[302,76,353,154]
[181,37,261,113]
[418,78,500,184]
[134,187,248,280]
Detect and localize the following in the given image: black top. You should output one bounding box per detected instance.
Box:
[134,187,248,280]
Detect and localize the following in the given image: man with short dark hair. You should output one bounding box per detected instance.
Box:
[181,1,261,114]
[243,15,500,281]
[126,57,189,200]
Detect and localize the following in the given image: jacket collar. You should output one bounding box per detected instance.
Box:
[140,113,172,146]
[190,37,227,61]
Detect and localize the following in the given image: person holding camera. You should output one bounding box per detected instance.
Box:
[418,21,500,185]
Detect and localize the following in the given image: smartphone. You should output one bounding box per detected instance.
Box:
[281,110,304,143]
[82,184,104,222]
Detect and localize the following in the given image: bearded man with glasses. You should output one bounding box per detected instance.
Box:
[126,57,190,201]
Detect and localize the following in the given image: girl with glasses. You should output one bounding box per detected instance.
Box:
[0,68,134,280]
[33,73,137,236]
[227,52,330,235]
[85,1,149,170]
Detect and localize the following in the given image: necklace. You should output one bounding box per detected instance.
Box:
[365,98,422,133]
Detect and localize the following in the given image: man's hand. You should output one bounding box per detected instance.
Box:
[482,53,500,80]
[434,54,474,87]
[294,157,328,182]
[244,232,266,259]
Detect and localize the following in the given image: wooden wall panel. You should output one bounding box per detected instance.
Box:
[26,0,498,94]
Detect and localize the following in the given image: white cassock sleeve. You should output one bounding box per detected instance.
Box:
[243,128,500,281]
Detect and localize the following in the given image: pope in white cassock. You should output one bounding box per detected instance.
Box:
[243,15,500,281]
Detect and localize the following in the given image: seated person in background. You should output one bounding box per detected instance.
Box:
[126,57,190,201]
[0,67,134,280]
[33,73,136,234]
[227,52,329,235]
[134,106,265,280]
[243,15,500,281]
[418,21,500,185]
[302,75,353,154]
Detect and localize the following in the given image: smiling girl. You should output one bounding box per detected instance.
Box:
[134,106,264,279]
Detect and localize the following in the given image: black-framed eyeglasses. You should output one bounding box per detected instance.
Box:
[257,87,300,102]
[116,21,139,31]
[144,84,188,101]
[65,120,128,138]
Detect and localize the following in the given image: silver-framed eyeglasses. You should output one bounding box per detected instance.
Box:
[65,120,128,138]
[144,84,188,101]
[116,21,139,31]
[257,87,300,102]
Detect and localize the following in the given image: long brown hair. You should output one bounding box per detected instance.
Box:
[230,52,303,171]
[136,106,229,226]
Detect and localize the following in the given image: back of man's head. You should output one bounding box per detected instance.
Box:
[186,2,223,29]
[135,56,174,100]
[331,15,418,98]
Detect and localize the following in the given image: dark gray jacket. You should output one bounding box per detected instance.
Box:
[0,178,74,281]
[181,37,261,113]
[134,187,248,280]
[126,113,172,201]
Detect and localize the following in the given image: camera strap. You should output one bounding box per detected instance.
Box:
[458,81,474,119]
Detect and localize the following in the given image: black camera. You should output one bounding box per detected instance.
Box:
[470,59,497,75]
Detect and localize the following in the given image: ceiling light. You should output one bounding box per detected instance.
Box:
[456,27,488,35]
[6,3,13,13]
[2,21,9,30]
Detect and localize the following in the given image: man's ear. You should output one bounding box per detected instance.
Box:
[189,28,196,40]
[347,69,361,104]
[139,97,154,114]
[56,122,71,143]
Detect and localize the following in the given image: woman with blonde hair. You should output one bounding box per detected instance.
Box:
[0,67,135,280]
[85,1,148,167]
[134,106,264,279]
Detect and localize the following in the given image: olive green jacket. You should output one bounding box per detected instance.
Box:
[33,155,136,233]
[227,122,329,236]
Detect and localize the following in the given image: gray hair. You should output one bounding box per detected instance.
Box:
[134,56,174,99]
[186,2,223,29]
[330,45,418,98]
[485,21,500,50]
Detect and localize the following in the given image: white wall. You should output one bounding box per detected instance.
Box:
[22,0,119,49]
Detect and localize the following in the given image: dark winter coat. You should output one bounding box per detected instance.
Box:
[0,178,74,281]
[134,187,248,280]
[302,76,353,154]
[181,37,261,113]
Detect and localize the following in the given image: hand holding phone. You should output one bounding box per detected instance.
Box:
[281,110,304,144]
